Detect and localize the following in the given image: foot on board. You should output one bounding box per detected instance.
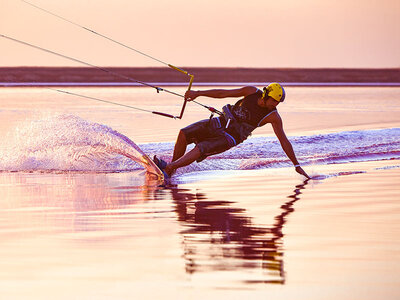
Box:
[153,155,169,179]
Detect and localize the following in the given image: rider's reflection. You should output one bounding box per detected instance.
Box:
[169,179,309,284]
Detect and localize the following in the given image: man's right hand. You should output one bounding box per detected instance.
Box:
[185,90,198,101]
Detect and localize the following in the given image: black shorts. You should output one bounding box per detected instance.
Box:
[181,117,238,162]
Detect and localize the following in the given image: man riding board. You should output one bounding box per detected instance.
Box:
[154,83,310,179]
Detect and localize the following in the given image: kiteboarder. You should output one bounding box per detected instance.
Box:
[154,83,311,179]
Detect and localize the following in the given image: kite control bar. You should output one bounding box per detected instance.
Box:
[168,64,194,119]
[151,64,194,119]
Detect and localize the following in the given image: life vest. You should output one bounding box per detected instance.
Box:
[220,90,277,142]
[231,89,277,127]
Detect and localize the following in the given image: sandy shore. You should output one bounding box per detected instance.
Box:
[1,67,399,84]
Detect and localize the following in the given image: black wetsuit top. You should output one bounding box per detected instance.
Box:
[231,89,277,127]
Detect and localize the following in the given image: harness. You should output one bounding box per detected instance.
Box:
[208,104,256,144]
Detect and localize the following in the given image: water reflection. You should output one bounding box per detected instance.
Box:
[169,179,310,284]
[0,171,309,285]
[0,171,164,236]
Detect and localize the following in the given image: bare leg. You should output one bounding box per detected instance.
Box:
[165,146,201,176]
[172,130,188,162]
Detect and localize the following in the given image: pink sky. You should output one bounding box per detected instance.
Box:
[1,0,399,68]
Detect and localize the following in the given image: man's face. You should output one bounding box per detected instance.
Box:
[257,96,279,108]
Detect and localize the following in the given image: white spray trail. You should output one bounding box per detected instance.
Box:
[0,114,154,172]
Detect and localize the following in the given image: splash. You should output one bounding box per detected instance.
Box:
[0,114,158,173]
[143,127,400,173]
[1,114,399,174]
[233,128,400,170]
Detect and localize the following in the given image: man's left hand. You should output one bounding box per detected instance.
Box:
[295,166,311,179]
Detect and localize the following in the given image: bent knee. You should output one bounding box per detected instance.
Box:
[178,129,188,143]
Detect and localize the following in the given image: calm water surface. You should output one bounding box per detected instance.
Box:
[0,87,399,299]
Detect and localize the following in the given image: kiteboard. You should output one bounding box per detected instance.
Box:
[137,151,165,180]
[118,141,164,180]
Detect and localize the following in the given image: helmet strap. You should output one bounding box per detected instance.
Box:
[262,87,268,99]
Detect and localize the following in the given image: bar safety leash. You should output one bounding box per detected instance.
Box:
[50,88,175,118]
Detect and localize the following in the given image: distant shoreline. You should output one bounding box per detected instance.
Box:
[0,67,399,85]
[2,82,400,87]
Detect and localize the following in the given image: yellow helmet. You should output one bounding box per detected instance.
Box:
[262,83,286,102]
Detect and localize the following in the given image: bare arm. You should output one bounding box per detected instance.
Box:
[271,112,311,179]
[185,86,258,101]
